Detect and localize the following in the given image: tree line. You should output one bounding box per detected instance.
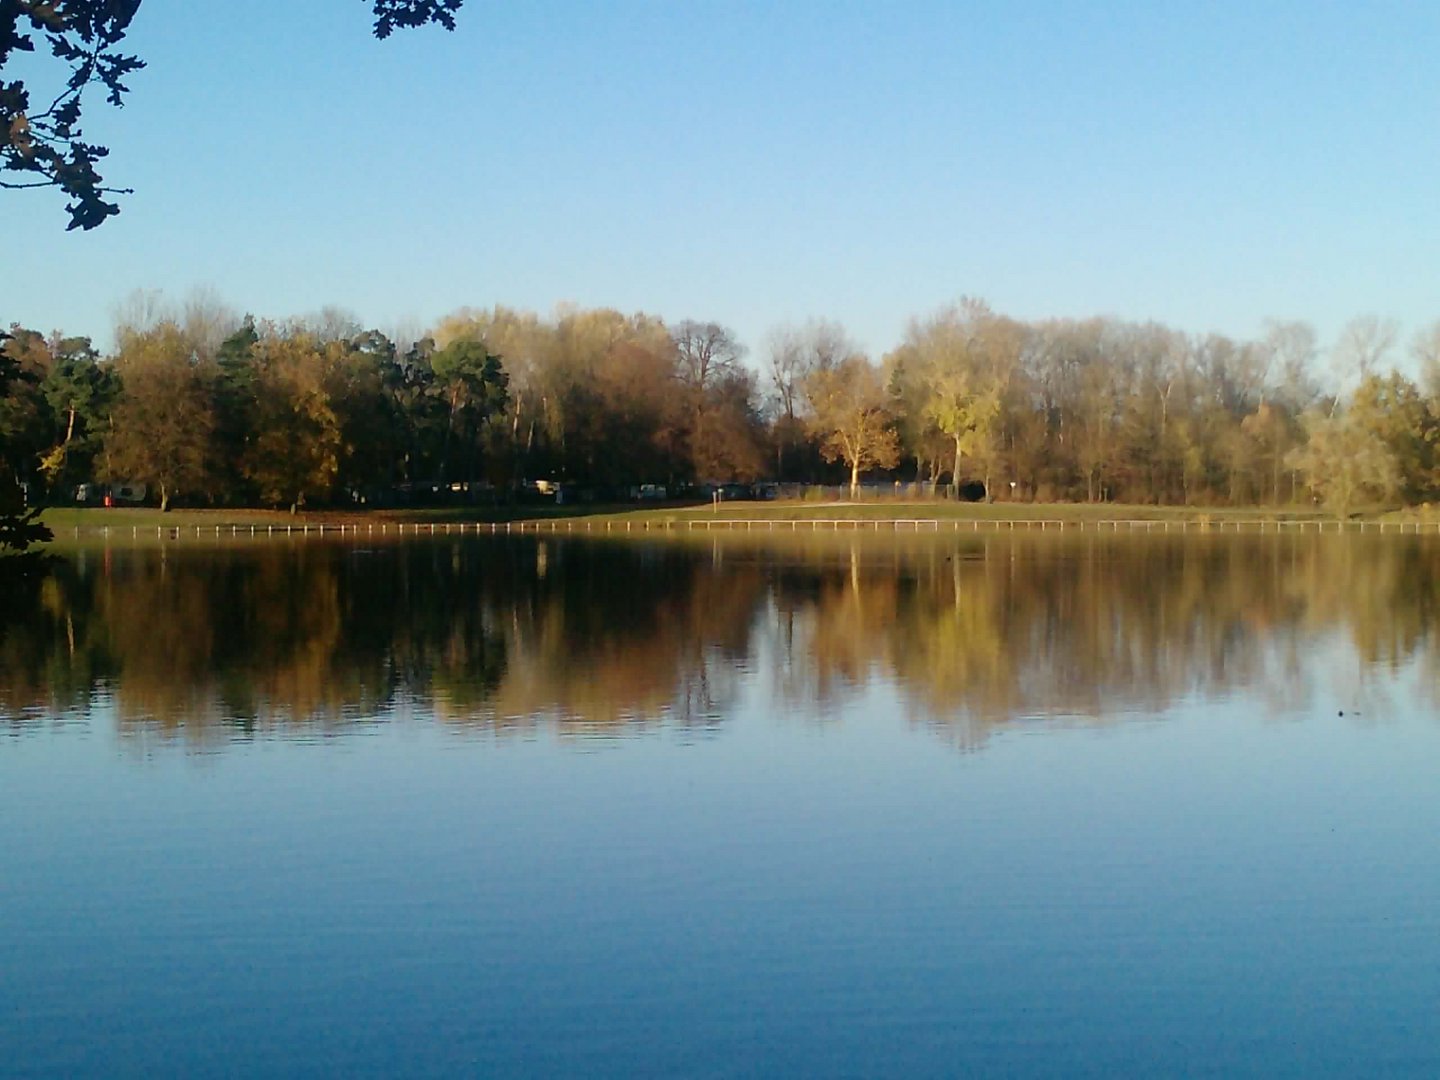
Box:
[4,296,1440,514]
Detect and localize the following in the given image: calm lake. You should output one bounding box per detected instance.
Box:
[3,532,1440,1076]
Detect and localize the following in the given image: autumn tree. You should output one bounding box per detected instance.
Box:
[885,346,947,485]
[1288,408,1400,519]
[239,334,348,512]
[802,354,900,497]
[1113,324,1187,502]
[690,368,766,482]
[549,307,676,484]
[1239,403,1295,505]
[1348,372,1437,503]
[957,308,1024,499]
[575,338,678,485]
[101,322,215,510]
[671,320,763,481]
[890,300,1017,496]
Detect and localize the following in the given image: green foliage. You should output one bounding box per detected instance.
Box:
[0,466,51,575]
[1288,409,1401,518]
[1348,372,1438,502]
[0,325,50,487]
[209,316,261,503]
[431,338,509,486]
[37,336,118,486]
[0,326,51,573]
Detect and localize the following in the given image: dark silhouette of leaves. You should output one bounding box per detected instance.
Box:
[372,0,463,39]
[0,0,465,229]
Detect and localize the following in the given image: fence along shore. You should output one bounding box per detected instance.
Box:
[59,516,1440,541]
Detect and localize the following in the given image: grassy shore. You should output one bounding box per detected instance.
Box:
[37,503,589,531]
[36,497,1415,536]
[604,500,1338,524]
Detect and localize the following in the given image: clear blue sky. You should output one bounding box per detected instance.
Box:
[5,0,1438,366]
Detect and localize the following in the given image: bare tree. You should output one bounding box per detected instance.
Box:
[766,319,853,479]
[671,320,754,479]
[180,285,240,361]
[384,317,428,361]
[672,320,744,396]
[1330,315,1398,413]
[766,326,807,426]
[1411,320,1440,399]
[312,305,365,343]
[1262,320,1319,412]
[110,288,168,346]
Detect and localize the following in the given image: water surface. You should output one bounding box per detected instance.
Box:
[3,533,1439,1075]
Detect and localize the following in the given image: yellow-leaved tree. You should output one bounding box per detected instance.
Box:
[101,322,215,512]
[801,354,899,497]
[243,335,343,513]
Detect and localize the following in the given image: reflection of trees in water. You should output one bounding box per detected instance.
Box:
[0,565,121,720]
[758,534,1440,749]
[1,534,1437,748]
[458,541,762,734]
[0,538,766,744]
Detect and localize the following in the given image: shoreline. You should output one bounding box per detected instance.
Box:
[34,498,1435,534]
[35,502,1440,548]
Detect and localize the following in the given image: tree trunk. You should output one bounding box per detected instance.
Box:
[440,391,459,482]
[849,459,860,499]
[953,436,963,497]
[159,485,170,513]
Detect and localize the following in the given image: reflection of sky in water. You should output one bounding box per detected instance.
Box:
[4,536,1440,1072]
